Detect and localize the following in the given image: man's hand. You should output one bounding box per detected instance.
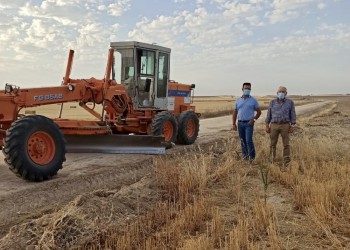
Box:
[232,124,237,131]
[265,125,271,133]
[248,119,255,125]
[288,125,295,133]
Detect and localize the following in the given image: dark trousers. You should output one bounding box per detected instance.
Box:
[238,122,255,160]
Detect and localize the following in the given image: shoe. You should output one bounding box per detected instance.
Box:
[280,163,290,172]
[248,159,257,166]
[283,162,290,168]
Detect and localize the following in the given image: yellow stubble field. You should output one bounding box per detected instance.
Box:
[20,95,314,120]
[193,95,314,115]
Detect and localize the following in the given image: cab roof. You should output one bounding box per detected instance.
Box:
[110,41,171,53]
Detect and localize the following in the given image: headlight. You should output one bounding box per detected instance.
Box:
[5,84,13,94]
[68,84,75,92]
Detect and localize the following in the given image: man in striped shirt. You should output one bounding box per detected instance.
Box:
[265,86,296,168]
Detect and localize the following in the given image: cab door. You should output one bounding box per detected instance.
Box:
[135,49,155,108]
[153,52,169,110]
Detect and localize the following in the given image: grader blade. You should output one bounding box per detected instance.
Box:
[65,134,165,154]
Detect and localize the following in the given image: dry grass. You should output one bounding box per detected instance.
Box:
[71,141,282,249]
[3,97,349,249]
[4,118,349,249]
[74,104,350,249]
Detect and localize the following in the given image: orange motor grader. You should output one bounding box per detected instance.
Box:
[0,41,200,181]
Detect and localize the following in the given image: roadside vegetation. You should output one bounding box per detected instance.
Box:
[75,120,349,249]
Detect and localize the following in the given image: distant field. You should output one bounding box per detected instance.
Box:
[21,103,103,120]
[193,95,315,118]
[20,96,316,120]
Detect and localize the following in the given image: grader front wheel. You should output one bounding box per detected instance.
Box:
[2,115,66,181]
[152,111,178,149]
[177,110,199,145]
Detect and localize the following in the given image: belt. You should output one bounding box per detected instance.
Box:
[238,120,250,123]
[271,122,290,124]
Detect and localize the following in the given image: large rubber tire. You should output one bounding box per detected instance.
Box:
[152,111,178,149]
[2,115,66,181]
[177,110,199,145]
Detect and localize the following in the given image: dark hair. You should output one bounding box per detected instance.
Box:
[242,82,251,88]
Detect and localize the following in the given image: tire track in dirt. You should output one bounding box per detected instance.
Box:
[0,155,154,237]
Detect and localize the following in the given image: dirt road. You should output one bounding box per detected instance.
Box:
[198,100,331,136]
[0,99,332,239]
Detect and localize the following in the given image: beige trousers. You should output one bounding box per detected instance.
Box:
[270,123,290,165]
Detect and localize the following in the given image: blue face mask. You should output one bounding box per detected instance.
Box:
[277,92,285,99]
[243,89,251,96]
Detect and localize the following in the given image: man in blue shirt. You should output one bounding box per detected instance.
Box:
[232,82,262,161]
[265,86,296,168]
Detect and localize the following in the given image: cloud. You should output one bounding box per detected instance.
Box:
[97,5,107,11]
[127,1,349,65]
[0,0,349,95]
[18,1,86,25]
[317,3,326,9]
[128,5,250,51]
[128,14,185,48]
[107,0,131,16]
[219,1,266,27]
[24,19,58,48]
[1,0,128,57]
[268,0,321,24]
[222,2,253,16]
[0,0,28,9]
[318,23,350,48]
[245,15,265,26]
[0,0,130,85]
[0,25,17,43]
[249,0,265,3]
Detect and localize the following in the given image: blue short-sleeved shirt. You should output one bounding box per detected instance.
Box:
[234,96,260,121]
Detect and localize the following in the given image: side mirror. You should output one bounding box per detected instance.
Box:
[144,78,151,92]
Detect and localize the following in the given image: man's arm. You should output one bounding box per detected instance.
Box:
[289,100,297,133]
[265,100,273,133]
[255,108,261,120]
[248,107,261,125]
[248,99,261,125]
[290,100,296,125]
[232,109,238,131]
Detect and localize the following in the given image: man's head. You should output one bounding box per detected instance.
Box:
[277,86,287,99]
[242,82,251,96]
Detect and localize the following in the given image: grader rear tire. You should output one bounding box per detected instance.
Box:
[177,110,199,145]
[152,111,178,149]
[2,115,66,181]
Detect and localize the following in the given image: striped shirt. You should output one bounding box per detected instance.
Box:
[265,98,296,124]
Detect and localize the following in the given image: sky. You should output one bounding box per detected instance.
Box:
[0,0,349,96]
